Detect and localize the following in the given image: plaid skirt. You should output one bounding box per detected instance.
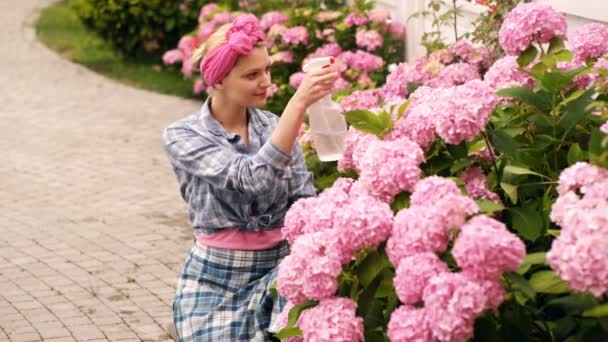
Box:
[173,241,289,341]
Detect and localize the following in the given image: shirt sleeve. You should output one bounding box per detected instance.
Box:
[287,141,317,204]
[163,126,292,194]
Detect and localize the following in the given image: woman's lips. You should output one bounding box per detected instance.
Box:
[256,91,267,97]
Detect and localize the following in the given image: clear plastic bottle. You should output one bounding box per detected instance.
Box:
[302,57,347,162]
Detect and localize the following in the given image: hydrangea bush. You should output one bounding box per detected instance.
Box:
[275,3,608,341]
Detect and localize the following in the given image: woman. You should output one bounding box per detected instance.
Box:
[162,14,339,341]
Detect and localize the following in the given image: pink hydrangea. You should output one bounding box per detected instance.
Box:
[448,40,493,68]
[316,11,342,22]
[602,121,608,134]
[311,43,343,58]
[386,206,451,266]
[266,83,279,98]
[337,127,377,172]
[355,29,384,51]
[368,8,390,24]
[452,215,526,280]
[260,11,288,31]
[162,49,183,65]
[178,35,200,56]
[568,23,608,63]
[387,306,432,342]
[385,86,437,150]
[197,21,217,41]
[340,89,381,112]
[332,194,394,256]
[464,272,507,310]
[193,79,205,94]
[433,80,500,144]
[389,21,406,40]
[282,196,315,245]
[498,3,567,55]
[394,253,449,304]
[423,272,487,342]
[459,167,501,203]
[357,137,424,202]
[426,62,481,88]
[485,55,535,90]
[277,232,343,304]
[281,26,309,46]
[289,72,305,89]
[338,50,384,72]
[270,51,294,64]
[344,12,368,27]
[548,164,608,297]
[555,162,608,196]
[299,297,364,342]
[211,12,232,25]
[198,3,218,22]
[410,176,463,207]
[380,62,427,102]
[334,77,352,90]
[547,229,608,297]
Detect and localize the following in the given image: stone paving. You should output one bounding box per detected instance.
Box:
[1,0,201,340]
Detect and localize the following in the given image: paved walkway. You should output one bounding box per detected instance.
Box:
[0,1,201,340]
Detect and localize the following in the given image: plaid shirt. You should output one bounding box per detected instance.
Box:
[163,98,316,235]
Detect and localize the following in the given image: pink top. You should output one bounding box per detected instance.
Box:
[195,228,284,250]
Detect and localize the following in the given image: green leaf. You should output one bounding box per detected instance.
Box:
[450,158,474,174]
[517,45,538,67]
[504,165,545,178]
[476,199,505,214]
[345,109,393,139]
[274,327,302,339]
[546,294,598,315]
[491,129,519,158]
[287,301,317,327]
[503,272,536,304]
[558,88,595,133]
[567,143,587,165]
[510,207,544,241]
[356,249,390,287]
[500,182,518,204]
[375,269,395,299]
[529,270,570,294]
[517,252,546,274]
[396,98,412,121]
[554,49,573,62]
[583,304,608,318]
[547,37,566,55]
[538,71,574,93]
[390,192,410,212]
[496,87,551,113]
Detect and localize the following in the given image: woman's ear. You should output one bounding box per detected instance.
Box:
[214,81,225,90]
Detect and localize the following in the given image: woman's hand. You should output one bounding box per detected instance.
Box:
[291,60,340,109]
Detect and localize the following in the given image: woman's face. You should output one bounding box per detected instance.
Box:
[216,46,272,108]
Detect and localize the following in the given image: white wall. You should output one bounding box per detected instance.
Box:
[376,0,608,62]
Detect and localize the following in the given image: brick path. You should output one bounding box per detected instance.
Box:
[0,0,201,340]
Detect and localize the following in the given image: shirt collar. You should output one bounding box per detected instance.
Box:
[198,97,268,138]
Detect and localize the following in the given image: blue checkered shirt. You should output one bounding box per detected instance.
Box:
[163,98,316,235]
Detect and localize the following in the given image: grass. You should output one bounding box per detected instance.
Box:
[35,1,198,99]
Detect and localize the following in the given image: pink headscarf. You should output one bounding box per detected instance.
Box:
[199,14,266,87]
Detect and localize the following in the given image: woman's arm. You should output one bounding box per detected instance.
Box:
[271,63,339,155]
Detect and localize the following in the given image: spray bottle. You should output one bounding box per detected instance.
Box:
[301,57,347,162]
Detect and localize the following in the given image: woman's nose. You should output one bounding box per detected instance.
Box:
[260,72,271,88]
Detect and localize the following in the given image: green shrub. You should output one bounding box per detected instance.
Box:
[69,0,211,56]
